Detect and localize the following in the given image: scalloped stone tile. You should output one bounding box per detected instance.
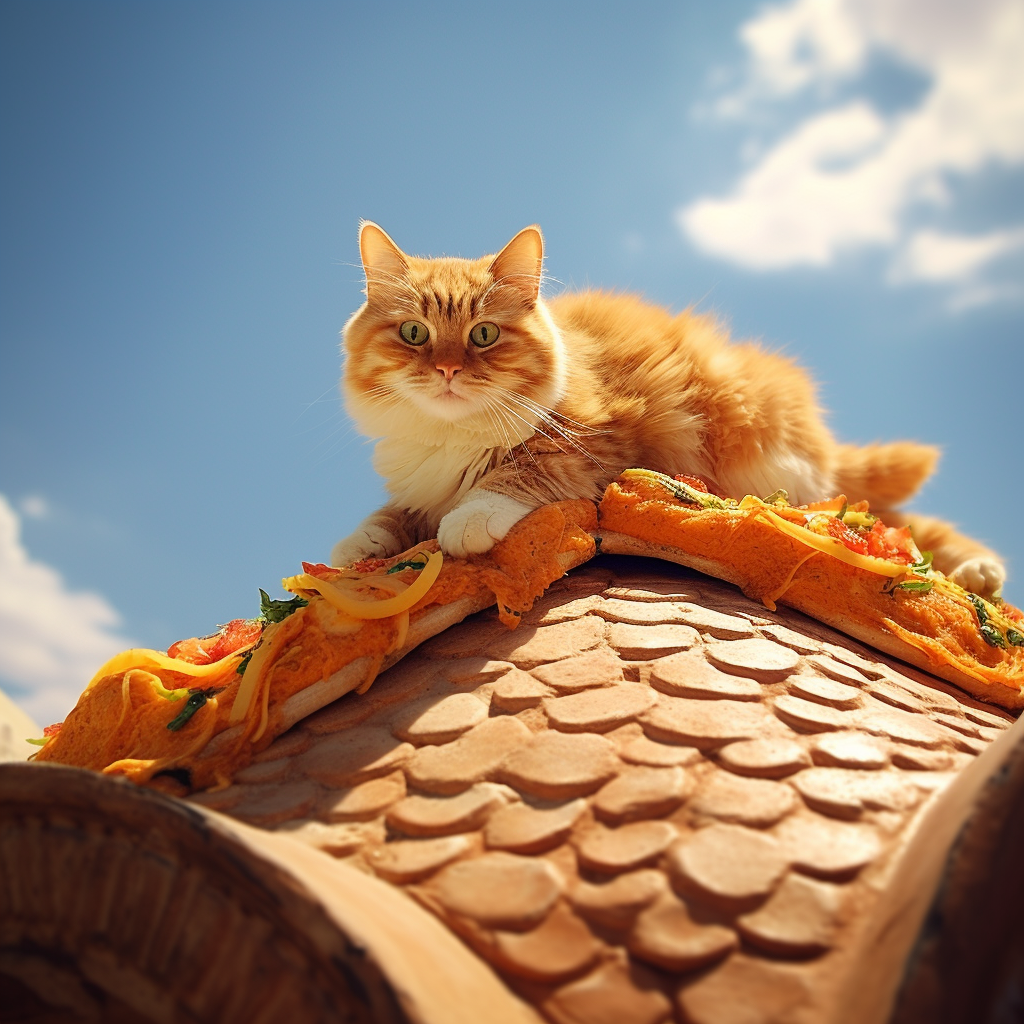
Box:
[617,733,703,768]
[648,652,762,701]
[569,869,668,929]
[484,799,588,854]
[671,604,758,639]
[668,824,788,905]
[773,814,883,879]
[492,618,607,669]
[252,729,311,758]
[604,582,701,603]
[810,732,889,770]
[676,953,815,1024]
[590,598,693,626]
[627,892,738,971]
[858,707,950,749]
[277,818,385,857]
[405,716,533,794]
[689,771,797,827]
[423,852,563,929]
[790,767,922,818]
[391,692,488,745]
[322,770,406,822]
[737,874,842,956]
[545,958,674,1024]
[930,712,981,738]
[544,684,656,733]
[640,697,772,748]
[489,669,553,712]
[531,650,625,694]
[772,694,851,733]
[821,642,885,678]
[228,781,320,826]
[717,738,811,779]
[528,594,607,625]
[234,757,291,785]
[962,704,1013,728]
[296,726,414,787]
[786,674,864,710]
[889,745,954,771]
[607,622,701,660]
[575,821,677,873]
[592,766,690,824]
[366,835,472,883]
[386,782,512,837]
[804,654,871,687]
[864,680,927,714]
[499,731,621,799]
[758,623,823,655]
[704,639,801,682]
[491,903,602,981]
[440,657,515,686]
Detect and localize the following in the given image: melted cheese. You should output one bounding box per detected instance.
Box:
[85,648,244,691]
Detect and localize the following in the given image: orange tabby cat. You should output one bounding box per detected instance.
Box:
[334,222,1005,597]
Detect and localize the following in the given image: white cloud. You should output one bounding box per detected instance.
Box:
[0,494,131,725]
[19,494,50,520]
[680,0,1024,305]
[891,227,1024,283]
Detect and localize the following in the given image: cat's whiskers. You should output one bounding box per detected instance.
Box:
[479,396,527,480]
[489,386,604,467]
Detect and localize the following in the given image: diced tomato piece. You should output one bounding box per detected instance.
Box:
[43,722,62,738]
[301,561,345,580]
[351,557,390,573]
[864,521,915,564]
[168,618,261,665]
[824,517,869,555]
[673,474,710,492]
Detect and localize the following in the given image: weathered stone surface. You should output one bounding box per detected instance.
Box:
[484,799,588,854]
[821,642,884,677]
[865,680,927,714]
[718,738,810,779]
[773,694,851,733]
[366,835,472,883]
[277,818,385,856]
[607,622,701,660]
[532,650,625,693]
[252,728,311,758]
[229,781,320,826]
[737,874,842,955]
[500,731,621,799]
[529,594,606,625]
[617,733,703,768]
[604,581,700,602]
[386,783,511,837]
[544,684,656,733]
[962,704,1013,728]
[705,639,801,682]
[930,712,981,738]
[689,771,797,827]
[575,821,677,873]
[758,623,823,655]
[772,813,882,881]
[489,669,553,712]
[406,716,532,794]
[591,598,693,626]
[628,892,738,971]
[787,674,864,709]
[296,726,414,787]
[441,657,515,686]
[889,745,954,771]
[858,706,949,749]
[322,770,406,822]
[804,654,870,687]
[546,959,674,1024]
[790,767,922,818]
[649,653,762,701]
[493,618,607,669]
[234,757,290,785]
[676,954,815,1024]
[640,697,772,748]
[672,604,758,639]
[569,869,668,928]
[669,824,788,904]
[810,732,889,770]
[391,691,488,744]
[592,766,690,824]
[425,852,563,929]
[491,904,601,981]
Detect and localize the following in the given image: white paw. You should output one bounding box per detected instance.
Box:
[330,525,401,567]
[437,494,533,557]
[949,556,1007,598]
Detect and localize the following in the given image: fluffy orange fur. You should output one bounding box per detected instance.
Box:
[335,223,1005,596]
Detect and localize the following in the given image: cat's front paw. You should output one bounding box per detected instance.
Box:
[437,494,534,557]
[330,525,401,567]
[949,556,1007,599]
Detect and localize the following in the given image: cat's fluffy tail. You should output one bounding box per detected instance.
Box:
[833,442,940,510]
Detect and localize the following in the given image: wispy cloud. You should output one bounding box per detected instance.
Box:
[0,494,130,725]
[679,0,1024,308]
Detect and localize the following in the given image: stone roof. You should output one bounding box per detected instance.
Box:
[185,555,1017,1024]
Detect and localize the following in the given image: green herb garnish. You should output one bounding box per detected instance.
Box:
[762,489,791,506]
[387,556,429,574]
[259,589,308,624]
[237,648,255,676]
[969,594,1008,649]
[1007,628,1024,647]
[26,737,47,746]
[836,500,849,521]
[167,688,221,731]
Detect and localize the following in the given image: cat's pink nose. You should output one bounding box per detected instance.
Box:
[436,363,462,381]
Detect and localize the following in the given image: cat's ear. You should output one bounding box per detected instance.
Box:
[488,225,544,304]
[359,221,408,299]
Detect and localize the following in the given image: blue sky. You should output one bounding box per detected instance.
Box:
[3,0,1023,725]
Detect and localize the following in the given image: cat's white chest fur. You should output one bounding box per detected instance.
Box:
[373,435,498,528]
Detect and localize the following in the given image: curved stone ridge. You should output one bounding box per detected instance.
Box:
[190,559,1016,1024]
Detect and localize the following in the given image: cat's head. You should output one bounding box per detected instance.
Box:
[343,222,566,440]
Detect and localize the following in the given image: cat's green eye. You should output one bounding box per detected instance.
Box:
[469,322,500,348]
[399,321,429,346]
